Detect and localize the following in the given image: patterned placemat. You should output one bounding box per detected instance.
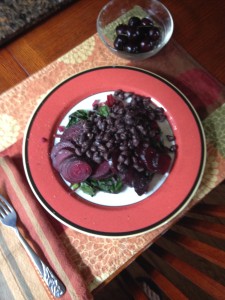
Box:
[1,33,225,294]
[0,0,74,46]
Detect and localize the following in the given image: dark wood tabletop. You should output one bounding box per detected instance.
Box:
[0,0,224,95]
[1,1,225,292]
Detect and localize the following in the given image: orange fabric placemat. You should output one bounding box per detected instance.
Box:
[1,34,225,299]
[0,142,92,300]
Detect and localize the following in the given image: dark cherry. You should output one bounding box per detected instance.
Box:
[113,16,161,54]
[128,16,142,27]
[116,24,128,35]
[124,42,139,54]
[141,17,154,26]
[140,38,154,52]
[138,25,153,37]
[114,35,128,50]
[148,27,161,41]
[126,26,141,41]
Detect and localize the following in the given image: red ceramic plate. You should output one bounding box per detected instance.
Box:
[23,66,206,237]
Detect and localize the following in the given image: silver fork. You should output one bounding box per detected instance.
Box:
[0,194,66,298]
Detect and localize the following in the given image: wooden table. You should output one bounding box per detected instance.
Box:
[1,0,225,294]
[0,0,224,95]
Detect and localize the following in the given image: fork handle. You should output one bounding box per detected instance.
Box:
[14,227,66,298]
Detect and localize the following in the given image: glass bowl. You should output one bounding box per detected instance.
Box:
[97,0,174,60]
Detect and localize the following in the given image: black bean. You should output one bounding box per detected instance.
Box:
[119,144,128,151]
[117,107,125,115]
[117,93,125,101]
[120,133,127,140]
[124,92,133,99]
[156,114,166,122]
[155,107,164,114]
[117,163,127,173]
[106,117,114,125]
[93,152,102,163]
[86,150,92,158]
[92,126,99,134]
[95,134,104,141]
[114,89,123,96]
[125,116,134,125]
[170,144,177,152]
[132,138,140,147]
[110,113,118,119]
[118,154,125,163]
[167,135,175,141]
[128,141,134,149]
[115,134,120,140]
[98,144,107,152]
[106,140,114,148]
[90,145,96,152]
[124,157,130,166]
[84,121,93,130]
[143,97,152,105]
[148,111,155,120]
[75,147,82,156]
[102,133,110,141]
[112,105,120,113]
[103,152,110,160]
[93,140,100,146]
[133,163,144,172]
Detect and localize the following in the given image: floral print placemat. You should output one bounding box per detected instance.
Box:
[0,34,225,291]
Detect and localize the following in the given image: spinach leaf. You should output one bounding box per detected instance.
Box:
[87,176,123,194]
[67,109,89,127]
[70,183,80,190]
[80,182,97,197]
[98,105,110,117]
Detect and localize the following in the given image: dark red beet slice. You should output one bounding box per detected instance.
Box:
[60,157,92,183]
[157,153,171,174]
[105,94,117,107]
[141,146,158,172]
[50,141,75,160]
[52,149,75,171]
[133,172,151,196]
[60,121,85,142]
[121,167,150,195]
[142,146,171,174]
[90,160,112,180]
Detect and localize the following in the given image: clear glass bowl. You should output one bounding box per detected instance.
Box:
[97,0,174,60]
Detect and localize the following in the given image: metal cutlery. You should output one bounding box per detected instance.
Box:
[0,194,66,298]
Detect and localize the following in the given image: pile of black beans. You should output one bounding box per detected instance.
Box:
[71,90,170,174]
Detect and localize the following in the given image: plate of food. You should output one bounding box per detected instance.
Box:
[23,66,206,237]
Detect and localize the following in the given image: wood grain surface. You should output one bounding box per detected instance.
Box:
[0,0,224,95]
[1,1,225,294]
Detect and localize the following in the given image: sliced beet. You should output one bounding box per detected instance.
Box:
[133,172,151,196]
[60,157,92,183]
[105,94,117,107]
[141,146,158,172]
[157,153,171,174]
[142,146,171,174]
[52,148,75,171]
[60,121,86,142]
[50,141,75,160]
[120,167,136,187]
[91,160,112,180]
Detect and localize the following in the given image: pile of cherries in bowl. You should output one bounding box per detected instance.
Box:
[114,16,161,54]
